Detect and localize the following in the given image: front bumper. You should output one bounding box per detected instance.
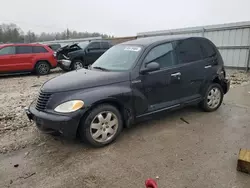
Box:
[25,104,83,139]
[58,59,71,70]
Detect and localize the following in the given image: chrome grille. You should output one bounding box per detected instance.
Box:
[35,92,51,111]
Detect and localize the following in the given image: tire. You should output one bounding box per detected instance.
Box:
[35,61,50,75]
[200,83,224,112]
[79,104,123,147]
[71,60,85,70]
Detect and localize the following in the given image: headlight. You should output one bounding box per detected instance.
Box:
[54,100,84,113]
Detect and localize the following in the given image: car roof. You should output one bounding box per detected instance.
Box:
[122,36,197,46]
[0,43,47,48]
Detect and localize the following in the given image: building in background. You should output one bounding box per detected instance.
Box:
[38,37,102,47]
[37,36,137,48]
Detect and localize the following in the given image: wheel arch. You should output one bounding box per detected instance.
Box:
[201,75,227,97]
[71,56,85,63]
[76,98,134,137]
[33,60,52,69]
[212,76,227,94]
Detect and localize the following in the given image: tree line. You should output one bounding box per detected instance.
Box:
[0,23,113,44]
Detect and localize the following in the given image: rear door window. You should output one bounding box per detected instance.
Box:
[16,46,32,54]
[175,39,203,64]
[33,46,48,53]
[0,46,16,55]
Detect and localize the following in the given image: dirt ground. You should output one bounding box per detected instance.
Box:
[0,69,250,188]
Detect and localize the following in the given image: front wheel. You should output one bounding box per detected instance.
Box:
[79,105,123,147]
[71,60,85,70]
[200,83,224,112]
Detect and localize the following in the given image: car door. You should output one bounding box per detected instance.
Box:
[15,45,34,71]
[0,46,16,72]
[85,42,103,64]
[173,38,206,103]
[134,42,183,116]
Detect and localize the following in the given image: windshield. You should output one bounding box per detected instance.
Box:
[92,45,142,71]
[78,41,89,49]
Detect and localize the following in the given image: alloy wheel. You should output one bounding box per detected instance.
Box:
[38,63,49,74]
[207,87,221,109]
[90,111,119,143]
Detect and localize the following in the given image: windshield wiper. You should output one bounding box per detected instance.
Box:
[92,66,109,71]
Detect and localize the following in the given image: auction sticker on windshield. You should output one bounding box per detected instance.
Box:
[124,46,141,52]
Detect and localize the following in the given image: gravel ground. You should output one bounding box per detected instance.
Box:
[0,68,250,188]
[227,69,250,88]
[0,69,63,153]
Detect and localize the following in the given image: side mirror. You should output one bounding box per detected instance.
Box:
[140,62,160,74]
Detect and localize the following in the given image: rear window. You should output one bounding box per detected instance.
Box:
[33,46,48,53]
[16,46,32,54]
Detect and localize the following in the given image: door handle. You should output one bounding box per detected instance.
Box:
[204,65,212,69]
[171,72,181,77]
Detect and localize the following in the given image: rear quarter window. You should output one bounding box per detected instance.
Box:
[32,46,48,53]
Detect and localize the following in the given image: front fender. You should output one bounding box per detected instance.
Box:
[74,83,134,127]
[49,82,134,122]
[75,85,132,109]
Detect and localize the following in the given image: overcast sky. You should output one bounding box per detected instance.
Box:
[0,0,250,36]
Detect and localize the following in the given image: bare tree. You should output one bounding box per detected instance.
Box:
[0,23,114,43]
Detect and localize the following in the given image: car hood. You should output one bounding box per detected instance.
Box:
[41,69,130,93]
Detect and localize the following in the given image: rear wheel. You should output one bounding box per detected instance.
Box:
[71,60,85,70]
[79,104,123,147]
[200,83,223,112]
[35,61,50,75]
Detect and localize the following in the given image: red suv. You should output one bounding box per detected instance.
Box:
[0,43,57,75]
